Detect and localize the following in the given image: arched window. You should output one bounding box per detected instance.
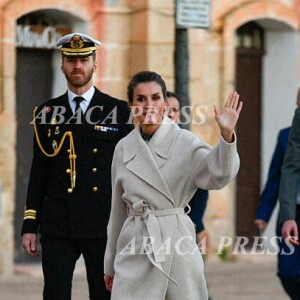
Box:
[236,21,264,50]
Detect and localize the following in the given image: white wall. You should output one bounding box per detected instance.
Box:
[261,28,298,245]
[51,51,66,97]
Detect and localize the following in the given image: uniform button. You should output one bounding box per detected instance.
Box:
[92,168,97,173]
[68,188,73,193]
[93,187,98,192]
[93,148,98,154]
[67,149,71,153]
[66,169,71,174]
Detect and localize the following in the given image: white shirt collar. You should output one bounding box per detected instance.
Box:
[67,86,95,113]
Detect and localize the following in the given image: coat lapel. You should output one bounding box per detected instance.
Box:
[63,94,73,119]
[123,117,180,205]
[148,117,179,168]
[53,93,75,123]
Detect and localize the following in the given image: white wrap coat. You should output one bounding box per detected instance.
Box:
[104,117,240,300]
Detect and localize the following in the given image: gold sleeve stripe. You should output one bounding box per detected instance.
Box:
[24,213,36,217]
[24,209,37,220]
[24,209,36,214]
[24,216,36,220]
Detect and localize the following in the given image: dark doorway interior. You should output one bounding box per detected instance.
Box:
[15,48,53,262]
[235,22,265,247]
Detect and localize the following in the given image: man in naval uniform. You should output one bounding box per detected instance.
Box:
[21,32,133,300]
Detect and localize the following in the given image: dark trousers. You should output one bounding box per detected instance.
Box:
[277,207,300,300]
[40,236,110,300]
[280,276,300,300]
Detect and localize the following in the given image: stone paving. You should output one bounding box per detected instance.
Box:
[0,254,290,300]
[205,254,289,300]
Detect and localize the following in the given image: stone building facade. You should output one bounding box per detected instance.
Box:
[0,0,300,274]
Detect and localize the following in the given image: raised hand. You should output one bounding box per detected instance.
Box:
[214,91,243,143]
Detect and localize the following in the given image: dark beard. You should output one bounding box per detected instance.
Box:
[64,68,94,88]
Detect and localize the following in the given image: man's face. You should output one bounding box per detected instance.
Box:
[166,97,181,124]
[61,56,96,89]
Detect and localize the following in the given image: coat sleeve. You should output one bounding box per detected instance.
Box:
[256,130,287,222]
[104,143,128,276]
[190,132,240,190]
[21,113,52,235]
[279,109,300,224]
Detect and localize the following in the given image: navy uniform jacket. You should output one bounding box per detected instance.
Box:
[279,108,300,223]
[256,127,290,222]
[21,88,133,239]
[257,126,300,278]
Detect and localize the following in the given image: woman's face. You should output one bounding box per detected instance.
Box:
[166,97,181,124]
[130,81,166,126]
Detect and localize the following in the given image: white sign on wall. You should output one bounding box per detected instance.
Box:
[176,0,211,29]
[16,25,70,49]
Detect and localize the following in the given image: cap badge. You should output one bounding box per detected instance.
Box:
[70,35,84,49]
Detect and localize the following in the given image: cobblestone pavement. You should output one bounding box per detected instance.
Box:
[0,254,289,300]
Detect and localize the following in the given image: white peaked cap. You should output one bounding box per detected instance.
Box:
[56,32,101,47]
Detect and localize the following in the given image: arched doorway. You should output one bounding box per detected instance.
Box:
[235,19,298,247]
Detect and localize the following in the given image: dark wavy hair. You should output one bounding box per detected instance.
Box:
[127,71,167,104]
[166,91,181,109]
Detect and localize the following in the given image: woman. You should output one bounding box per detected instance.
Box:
[166,91,209,244]
[104,71,242,300]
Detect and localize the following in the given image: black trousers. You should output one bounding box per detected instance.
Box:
[280,276,300,300]
[277,206,300,299]
[40,236,110,300]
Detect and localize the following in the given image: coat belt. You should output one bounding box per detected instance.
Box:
[128,200,190,286]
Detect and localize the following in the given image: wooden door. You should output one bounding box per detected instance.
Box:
[235,47,264,246]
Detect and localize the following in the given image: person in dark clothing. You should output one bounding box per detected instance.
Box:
[189,189,209,240]
[166,91,209,244]
[255,89,300,300]
[21,32,133,300]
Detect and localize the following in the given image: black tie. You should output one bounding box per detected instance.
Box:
[73,96,84,114]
